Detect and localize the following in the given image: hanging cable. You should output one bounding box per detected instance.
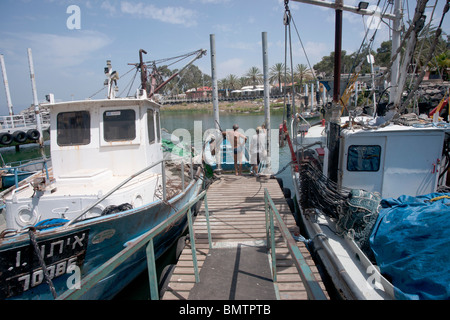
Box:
[283,0,291,124]
[291,18,317,83]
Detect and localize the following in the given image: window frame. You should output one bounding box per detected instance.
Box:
[56,110,91,146]
[346,145,382,172]
[147,109,156,144]
[103,109,136,142]
[99,106,140,146]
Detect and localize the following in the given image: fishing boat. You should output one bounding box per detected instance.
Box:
[0,51,206,300]
[282,0,450,299]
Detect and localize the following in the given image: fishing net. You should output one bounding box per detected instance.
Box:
[299,162,381,260]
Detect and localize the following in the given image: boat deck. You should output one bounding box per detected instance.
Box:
[161,174,328,300]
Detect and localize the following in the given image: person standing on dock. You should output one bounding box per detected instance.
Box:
[250,126,266,175]
[223,124,247,175]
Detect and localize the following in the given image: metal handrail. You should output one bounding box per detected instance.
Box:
[57,188,210,300]
[1,158,50,188]
[65,159,167,226]
[264,188,328,300]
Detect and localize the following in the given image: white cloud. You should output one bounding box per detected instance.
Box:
[193,0,230,3]
[300,41,330,65]
[218,58,245,78]
[3,30,111,68]
[226,41,257,51]
[101,1,117,16]
[120,2,198,27]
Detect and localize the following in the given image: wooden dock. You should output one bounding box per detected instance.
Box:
[161,174,328,300]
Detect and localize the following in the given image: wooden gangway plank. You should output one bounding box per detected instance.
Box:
[161,175,328,300]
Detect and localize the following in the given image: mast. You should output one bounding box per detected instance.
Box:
[0,54,14,116]
[27,48,44,150]
[327,0,343,183]
[332,0,343,112]
[389,0,402,104]
[210,34,221,173]
[210,34,220,132]
[262,31,271,172]
[139,49,147,97]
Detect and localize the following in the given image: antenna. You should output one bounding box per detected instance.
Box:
[104,60,119,99]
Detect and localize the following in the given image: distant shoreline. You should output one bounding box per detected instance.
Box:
[160,100,285,114]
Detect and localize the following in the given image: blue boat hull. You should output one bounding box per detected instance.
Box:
[0,177,203,300]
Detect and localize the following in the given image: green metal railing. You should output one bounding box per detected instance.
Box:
[264,188,328,300]
[57,188,212,300]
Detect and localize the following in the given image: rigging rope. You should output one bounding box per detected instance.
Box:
[28,228,58,299]
[400,0,449,112]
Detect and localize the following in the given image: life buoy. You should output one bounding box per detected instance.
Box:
[0,132,13,145]
[27,129,40,141]
[12,131,27,143]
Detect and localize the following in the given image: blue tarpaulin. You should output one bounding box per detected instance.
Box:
[370,193,450,300]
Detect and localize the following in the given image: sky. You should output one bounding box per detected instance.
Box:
[0,0,449,114]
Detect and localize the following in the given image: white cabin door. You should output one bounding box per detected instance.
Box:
[382,133,443,198]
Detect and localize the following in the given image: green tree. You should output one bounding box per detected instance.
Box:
[238,77,249,88]
[178,65,203,92]
[294,64,314,92]
[375,40,392,67]
[245,66,263,88]
[225,74,239,90]
[269,63,289,93]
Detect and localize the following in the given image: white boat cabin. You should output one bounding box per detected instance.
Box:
[3,98,165,230]
[50,98,163,182]
[338,124,446,198]
[297,117,449,199]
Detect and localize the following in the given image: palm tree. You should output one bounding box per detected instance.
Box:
[238,77,249,88]
[245,66,263,89]
[226,74,239,91]
[294,64,314,93]
[269,63,290,94]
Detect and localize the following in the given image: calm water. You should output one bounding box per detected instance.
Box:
[115,111,297,299]
[161,110,295,192]
[116,111,297,299]
[0,110,297,300]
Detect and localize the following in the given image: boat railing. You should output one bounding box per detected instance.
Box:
[57,188,211,300]
[65,158,194,227]
[0,114,50,130]
[1,158,50,189]
[264,188,328,300]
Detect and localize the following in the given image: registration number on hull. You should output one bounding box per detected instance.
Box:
[0,229,89,299]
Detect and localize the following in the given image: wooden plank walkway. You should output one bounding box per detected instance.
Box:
[161,174,328,300]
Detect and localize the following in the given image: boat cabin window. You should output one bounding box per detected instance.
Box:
[103,109,136,141]
[147,109,155,144]
[156,111,161,142]
[57,111,91,146]
[347,145,381,172]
